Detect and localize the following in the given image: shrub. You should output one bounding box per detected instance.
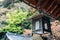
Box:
[0,7,29,34]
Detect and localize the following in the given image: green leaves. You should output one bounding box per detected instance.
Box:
[0,7,32,34]
[6,8,28,24]
[0,7,29,34]
[23,21,32,29]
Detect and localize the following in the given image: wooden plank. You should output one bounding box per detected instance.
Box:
[53,7,60,16]
[40,0,47,6]
[46,0,55,11]
[56,11,60,19]
[50,4,58,13]
[41,0,49,8]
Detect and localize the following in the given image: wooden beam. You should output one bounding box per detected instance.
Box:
[56,8,60,18]
[56,13,60,20]
[41,0,49,7]
[46,0,55,11]
[48,3,59,16]
[53,7,60,16]
[50,4,58,13]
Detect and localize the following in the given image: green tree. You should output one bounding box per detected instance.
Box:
[0,7,29,34]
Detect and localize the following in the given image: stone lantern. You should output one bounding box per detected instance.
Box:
[31,11,51,34]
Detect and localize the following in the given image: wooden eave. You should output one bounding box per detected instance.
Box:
[22,0,60,20]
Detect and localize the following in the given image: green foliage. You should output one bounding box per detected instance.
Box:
[23,21,32,29]
[0,7,29,34]
[6,7,28,24]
